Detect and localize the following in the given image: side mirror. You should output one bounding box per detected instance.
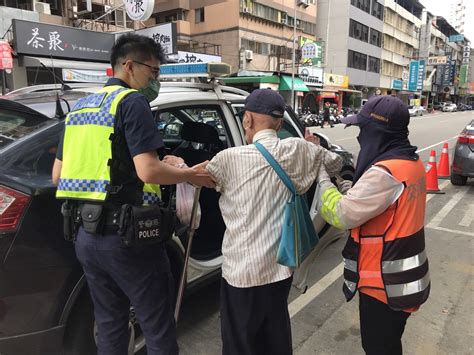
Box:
[312,132,330,150]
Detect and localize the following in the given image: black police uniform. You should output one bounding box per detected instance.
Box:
[57,78,178,355]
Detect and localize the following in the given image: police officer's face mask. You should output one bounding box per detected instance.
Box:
[138,78,161,103]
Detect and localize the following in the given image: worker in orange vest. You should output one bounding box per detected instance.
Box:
[316,95,430,355]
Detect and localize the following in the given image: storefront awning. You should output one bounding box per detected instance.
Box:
[338,88,362,93]
[21,56,110,71]
[279,76,309,92]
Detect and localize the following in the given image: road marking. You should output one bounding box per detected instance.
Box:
[426,180,450,202]
[459,204,474,227]
[426,225,474,237]
[427,189,469,227]
[289,262,343,318]
[416,136,459,153]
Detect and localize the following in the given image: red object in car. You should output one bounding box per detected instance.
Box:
[0,186,30,231]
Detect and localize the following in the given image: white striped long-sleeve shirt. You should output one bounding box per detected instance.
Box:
[206,129,342,288]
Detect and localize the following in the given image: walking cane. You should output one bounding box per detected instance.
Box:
[174,185,202,324]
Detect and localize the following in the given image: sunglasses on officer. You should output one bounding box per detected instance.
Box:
[122,60,161,79]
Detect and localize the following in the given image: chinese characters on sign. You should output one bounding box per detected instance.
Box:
[123,0,154,21]
[27,28,64,51]
[13,19,115,62]
[134,23,177,55]
[168,51,222,64]
[299,37,324,67]
[417,60,425,91]
[427,56,448,66]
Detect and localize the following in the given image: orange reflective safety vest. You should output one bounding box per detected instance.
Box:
[342,159,430,311]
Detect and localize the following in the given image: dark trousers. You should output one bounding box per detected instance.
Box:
[359,292,410,355]
[220,277,293,355]
[75,228,178,355]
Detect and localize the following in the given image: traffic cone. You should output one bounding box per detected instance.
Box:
[426,150,444,194]
[437,143,450,179]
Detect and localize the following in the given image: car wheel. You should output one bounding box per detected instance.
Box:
[450,173,467,186]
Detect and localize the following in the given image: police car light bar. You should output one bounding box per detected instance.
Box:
[160,62,231,79]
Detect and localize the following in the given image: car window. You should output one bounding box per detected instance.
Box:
[0,107,54,150]
[156,105,230,148]
[231,104,300,139]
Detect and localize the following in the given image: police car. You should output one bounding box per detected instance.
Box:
[0,63,353,354]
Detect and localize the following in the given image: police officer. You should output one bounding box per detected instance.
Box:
[316,96,430,355]
[52,33,214,355]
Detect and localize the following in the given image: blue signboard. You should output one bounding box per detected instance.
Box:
[417,60,425,91]
[449,34,464,42]
[408,60,419,91]
[392,79,403,90]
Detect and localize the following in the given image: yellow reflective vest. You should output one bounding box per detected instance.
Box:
[56,85,161,205]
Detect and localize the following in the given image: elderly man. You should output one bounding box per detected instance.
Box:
[197,89,342,355]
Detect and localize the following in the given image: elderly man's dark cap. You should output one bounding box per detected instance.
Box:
[244,89,286,118]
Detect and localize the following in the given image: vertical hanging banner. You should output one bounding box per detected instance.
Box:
[417,60,425,91]
[408,60,419,91]
[459,64,468,86]
[0,40,13,70]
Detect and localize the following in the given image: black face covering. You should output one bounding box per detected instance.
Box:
[353,119,419,183]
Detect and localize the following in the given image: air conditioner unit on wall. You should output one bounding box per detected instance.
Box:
[243,7,251,14]
[297,0,310,8]
[34,1,51,15]
[245,50,253,61]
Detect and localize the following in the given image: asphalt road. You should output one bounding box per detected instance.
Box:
[176,110,474,355]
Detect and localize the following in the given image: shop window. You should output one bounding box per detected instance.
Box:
[3,0,31,10]
[195,7,205,23]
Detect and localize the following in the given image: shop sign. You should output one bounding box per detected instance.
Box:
[408,60,419,91]
[0,40,13,70]
[391,79,403,90]
[123,0,154,21]
[427,56,448,65]
[323,73,348,89]
[417,60,425,91]
[459,64,469,87]
[168,51,221,63]
[468,82,474,94]
[448,34,464,42]
[299,37,324,67]
[298,66,323,86]
[133,23,177,55]
[12,19,114,62]
[62,68,108,83]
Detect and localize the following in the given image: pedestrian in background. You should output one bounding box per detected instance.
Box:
[195,89,342,355]
[53,33,213,355]
[322,101,334,128]
[316,95,430,355]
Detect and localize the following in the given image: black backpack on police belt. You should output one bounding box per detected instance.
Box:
[60,106,176,247]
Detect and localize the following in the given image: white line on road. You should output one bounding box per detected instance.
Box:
[426,225,474,237]
[427,189,471,228]
[459,204,474,227]
[289,262,343,318]
[416,136,459,153]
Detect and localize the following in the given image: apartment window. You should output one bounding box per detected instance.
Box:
[349,19,369,43]
[370,28,382,47]
[348,50,367,71]
[351,0,370,14]
[368,56,380,73]
[195,7,205,23]
[371,1,384,20]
